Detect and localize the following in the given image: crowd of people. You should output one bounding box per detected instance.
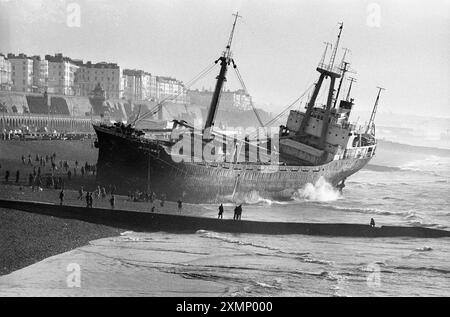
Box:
[1,151,98,191]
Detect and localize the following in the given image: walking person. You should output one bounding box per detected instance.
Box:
[218,203,224,219]
[237,204,243,220]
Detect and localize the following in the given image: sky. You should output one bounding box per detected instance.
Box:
[0,0,449,118]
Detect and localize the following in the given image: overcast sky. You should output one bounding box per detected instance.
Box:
[1,0,449,118]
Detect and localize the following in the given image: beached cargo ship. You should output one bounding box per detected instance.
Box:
[93,17,382,203]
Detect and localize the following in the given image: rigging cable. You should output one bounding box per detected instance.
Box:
[233,63,264,127]
[133,61,218,125]
[229,83,315,159]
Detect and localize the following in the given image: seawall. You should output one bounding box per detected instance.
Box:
[1,199,449,238]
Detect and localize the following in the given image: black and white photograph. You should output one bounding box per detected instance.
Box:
[0,0,449,300]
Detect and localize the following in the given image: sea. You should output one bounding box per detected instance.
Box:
[1,140,449,296]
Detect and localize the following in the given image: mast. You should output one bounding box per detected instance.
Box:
[333,61,349,108]
[328,22,344,69]
[346,77,356,101]
[203,12,241,136]
[366,87,385,134]
[297,23,344,141]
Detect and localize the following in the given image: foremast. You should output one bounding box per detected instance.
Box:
[203,12,241,138]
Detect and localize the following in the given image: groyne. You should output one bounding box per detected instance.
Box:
[1,199,449,238]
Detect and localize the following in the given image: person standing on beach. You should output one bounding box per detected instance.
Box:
[233,205,238,220]
[109,194,115,209]
[85,192,90,208]
[78,186,84,200]
[4,170,10,183]
[59,190,64,206]
[101,187,107,199]
[218,204,224,219]
[15,170,20,183]
[89,193,93,208]
[370,218,376,228]
[237,204,243,220]
[177,199,183,213]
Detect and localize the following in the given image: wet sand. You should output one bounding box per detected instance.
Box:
[0,232,231,297]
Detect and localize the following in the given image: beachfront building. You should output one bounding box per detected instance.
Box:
[123,69,156,102]
[156,76,187,104]
[75,61,124,99]
[45,53,79,95]
[233,89,252,110]
[8,53,34,92]
[31,56,49,93]
[0,54,12,91]
[187,88,251,110]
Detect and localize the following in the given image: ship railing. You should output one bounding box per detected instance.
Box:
[317,63,342,75]
[343,145,376,160]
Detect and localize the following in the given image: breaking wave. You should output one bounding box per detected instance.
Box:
[393,266,450,275]
[196,229,280,251]
[328,205,398,216]
[221,191,288,206]
[324,206,449,229]
[365,164,403,172]
[414,246,433,252]
[292,177,341,202]
[196,230,333,265]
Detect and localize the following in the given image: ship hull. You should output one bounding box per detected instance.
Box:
[94,125,372,203]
